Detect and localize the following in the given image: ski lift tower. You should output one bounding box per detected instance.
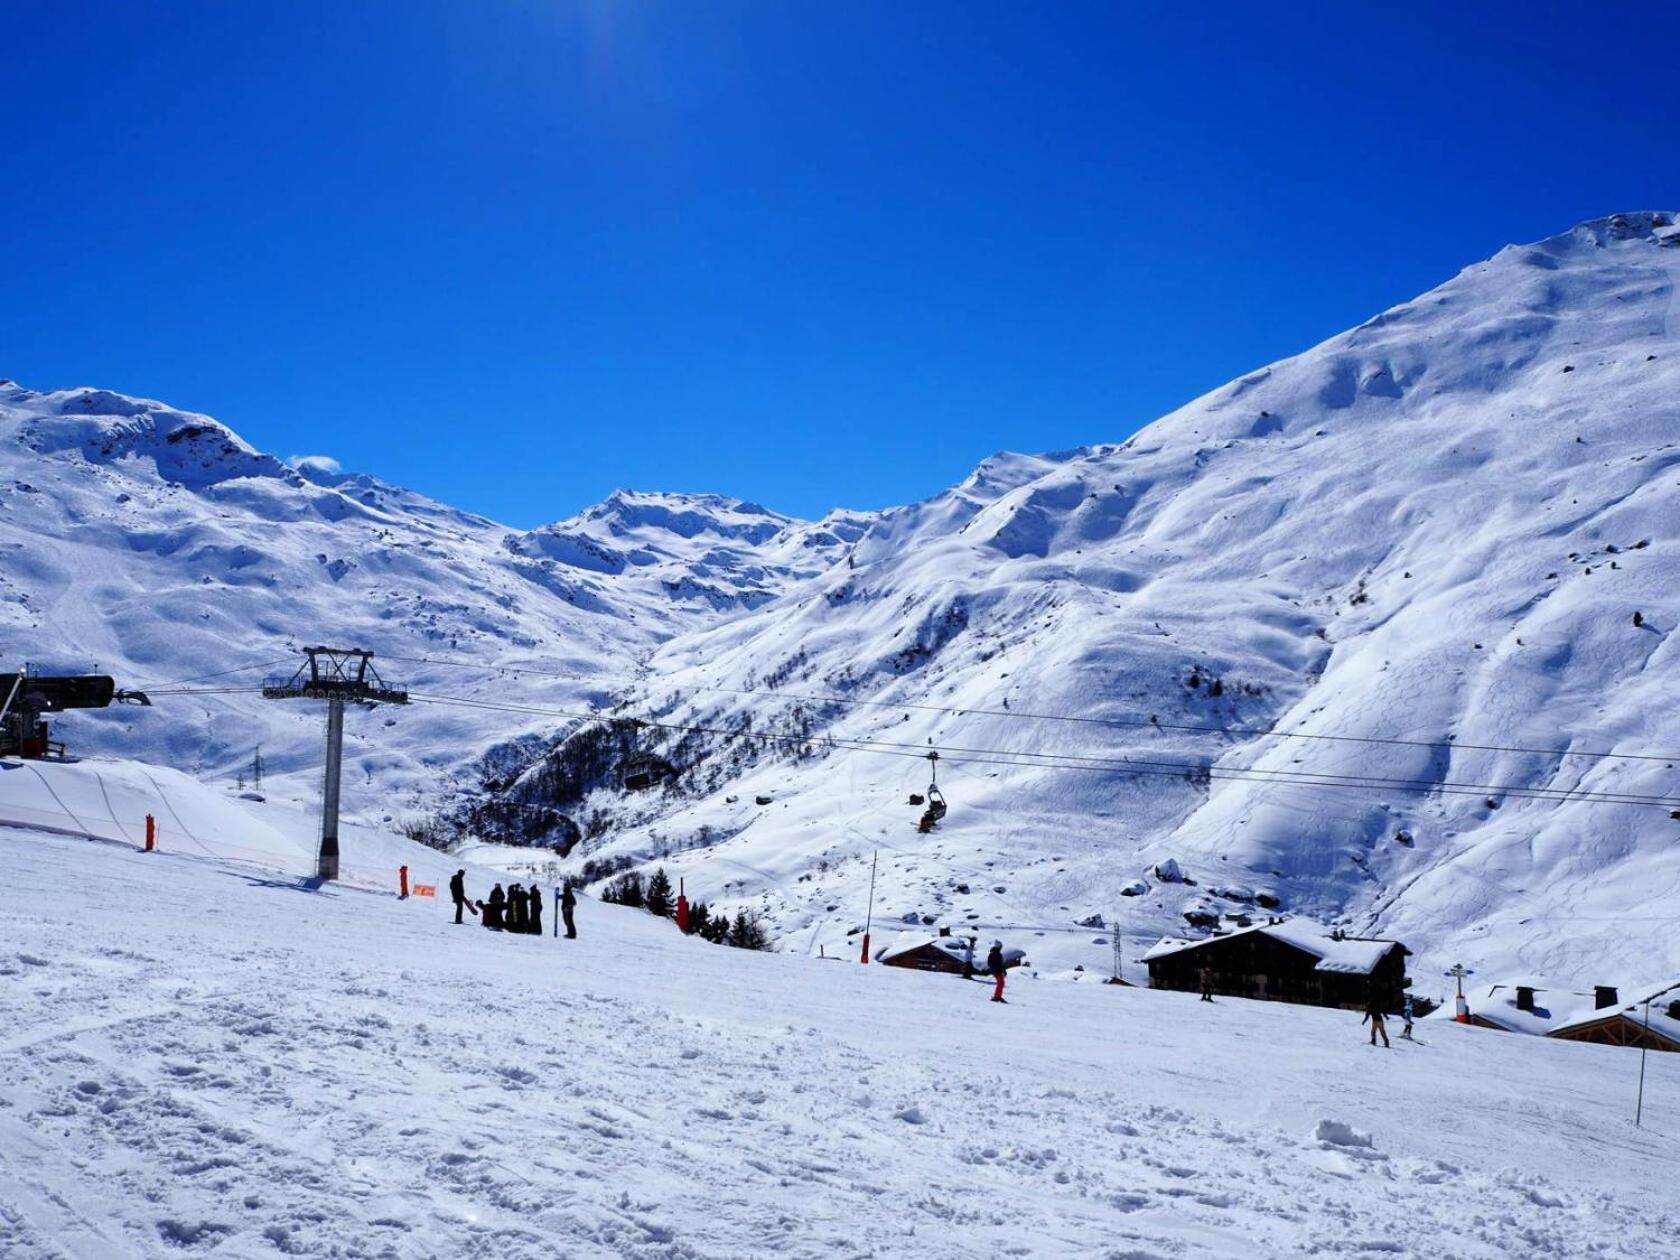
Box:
[262,647,407,882]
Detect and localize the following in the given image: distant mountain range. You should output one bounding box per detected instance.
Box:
[6,211,1679,988]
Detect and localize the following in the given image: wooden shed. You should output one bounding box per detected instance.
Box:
[1143,918,1410,1011]
[875,933,1025,976]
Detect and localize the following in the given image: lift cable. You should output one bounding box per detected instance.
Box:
[399,690,1680,811]
[376,651,1680,767]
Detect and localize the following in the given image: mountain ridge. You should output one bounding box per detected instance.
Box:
[4,211,1678,988]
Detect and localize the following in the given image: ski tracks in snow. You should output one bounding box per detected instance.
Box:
[1,829,1674,1258]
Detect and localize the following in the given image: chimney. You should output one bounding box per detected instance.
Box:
[1594,985,1618,1010]
[1516,986,1535,1012]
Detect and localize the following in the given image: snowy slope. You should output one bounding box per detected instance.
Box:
[2,823,1676,1259]
[541,212,1680,989]
[7,213,1680,995]
[0,382,868,816]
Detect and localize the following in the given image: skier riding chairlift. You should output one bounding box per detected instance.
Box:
[915,750,947,833]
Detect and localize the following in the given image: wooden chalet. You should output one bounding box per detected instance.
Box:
[874,932,1025,976]
[1550,984,1680,1053]
[1143,918,1410,1011]
[1462,980,1680,1053]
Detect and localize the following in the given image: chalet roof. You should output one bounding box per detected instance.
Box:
[1466,983,1604,1036]
[874,933,1026,967]
[1551,982,1680,1045]
[874,933,968,965]
[1142,918,1401,977]
[1457,980,1680,1042]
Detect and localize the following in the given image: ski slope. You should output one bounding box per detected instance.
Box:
[2,823,1676,1259]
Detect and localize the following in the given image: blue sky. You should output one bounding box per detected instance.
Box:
[3,2,1673,525]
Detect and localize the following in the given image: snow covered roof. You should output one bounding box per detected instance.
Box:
[1458,980,1680,1043]
[873,933,971,965]
[1142,919,1402,976]
[1465,983,1606,1036]
[1550,982,1680,1045]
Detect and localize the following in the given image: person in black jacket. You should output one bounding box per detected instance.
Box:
[561,883,577,939]
[987,941,1007,1004]
[527,884,544,936]
[449,869,469,925]
[481,884,505,930]
[507,884,527,934]
[1361,995,1391,1048]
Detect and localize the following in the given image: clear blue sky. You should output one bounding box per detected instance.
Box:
[3,2,1672,526]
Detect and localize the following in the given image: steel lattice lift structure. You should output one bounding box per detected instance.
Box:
[263,647,407,882]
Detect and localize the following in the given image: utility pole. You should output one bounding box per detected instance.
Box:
[1635,998,1652,1128]
[1110,913,1124,985]
[860,847,879,964]
[263,648,407,882]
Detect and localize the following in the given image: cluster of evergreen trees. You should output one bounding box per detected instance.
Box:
[599,866,770,950]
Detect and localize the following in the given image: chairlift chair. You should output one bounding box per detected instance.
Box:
[915,749,947,833]
[621,754,664,792]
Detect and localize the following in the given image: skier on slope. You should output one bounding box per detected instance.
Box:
[1400,994,1415,1041]
[527,883,544,936]
[561,883,578,939]
[987,940,1008,1004]
[481,884,506,930]
[1361,993,1391,1048]
[1199,965,1215,1002]
[449,869,470,925]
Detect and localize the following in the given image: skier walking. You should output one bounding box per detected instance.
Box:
[1400,994,1415,1041]
[987,940,1008,1004]
[1199,965,1215,1002]
[1362,995,1391,1048]
[561,883,577,939]
[527,884,544,937]
[449,869,470,925]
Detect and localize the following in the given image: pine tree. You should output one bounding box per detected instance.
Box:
[608,871,646,909]
[687,901,710,938]
[646,867,674,918]
[728,910,769,951]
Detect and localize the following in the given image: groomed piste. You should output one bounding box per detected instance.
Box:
[1,764,1675,1259]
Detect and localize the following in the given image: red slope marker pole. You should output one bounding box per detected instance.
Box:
[144,814,156,853]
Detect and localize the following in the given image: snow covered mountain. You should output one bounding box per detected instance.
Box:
[0,380,870,810]
[509,211,1680,988]
[5,211,1680,993]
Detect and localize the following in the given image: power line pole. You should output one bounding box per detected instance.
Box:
[262,648,407,883]
[1635,998,1652,1128]
[860,847,879,964]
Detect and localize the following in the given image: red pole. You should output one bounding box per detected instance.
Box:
[399,865,409,899]
[144,814,156,852]
[676,878,690,933]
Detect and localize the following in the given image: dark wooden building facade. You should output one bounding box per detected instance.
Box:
[1145,920,1410,1011]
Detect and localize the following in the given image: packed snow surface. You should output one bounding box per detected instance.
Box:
[2,823,1676,1258]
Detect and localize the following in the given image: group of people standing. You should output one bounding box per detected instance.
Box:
[448,870,577,939]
